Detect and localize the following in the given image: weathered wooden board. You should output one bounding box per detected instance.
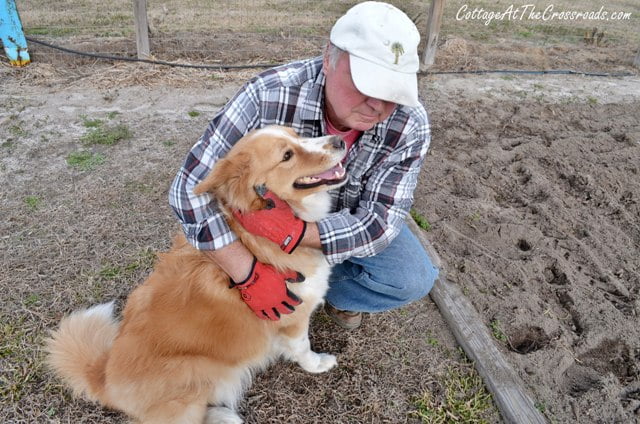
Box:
[132,0,150,59]
[421,0,445,70]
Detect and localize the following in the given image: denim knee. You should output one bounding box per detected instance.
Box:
[326,223,440,312]
[390,262,438,303]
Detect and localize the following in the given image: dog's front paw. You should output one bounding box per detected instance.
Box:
[206,406,243,424]
[317,353,338,372]
[300,352,337,373]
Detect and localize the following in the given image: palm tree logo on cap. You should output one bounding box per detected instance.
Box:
[391,42,404,65]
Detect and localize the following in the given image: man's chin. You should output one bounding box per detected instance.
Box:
[351,120,377,131]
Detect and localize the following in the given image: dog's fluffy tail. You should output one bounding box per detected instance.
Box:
[45,302,119,403]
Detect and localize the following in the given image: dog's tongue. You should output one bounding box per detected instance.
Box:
[310,164,344,180]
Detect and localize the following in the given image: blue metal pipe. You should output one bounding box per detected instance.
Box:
[0,0,30,66]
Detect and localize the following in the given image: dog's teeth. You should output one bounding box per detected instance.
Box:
[297,176,321,184]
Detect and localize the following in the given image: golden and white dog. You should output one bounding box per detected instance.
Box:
[46,126,348,423]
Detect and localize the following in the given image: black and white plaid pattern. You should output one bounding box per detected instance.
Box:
[169,56,431,265]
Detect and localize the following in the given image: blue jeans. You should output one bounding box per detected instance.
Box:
[326,223,439,313]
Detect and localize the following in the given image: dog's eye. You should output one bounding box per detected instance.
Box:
[282,150,293,162]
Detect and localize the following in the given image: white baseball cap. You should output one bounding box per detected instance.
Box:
[330,1,421,107]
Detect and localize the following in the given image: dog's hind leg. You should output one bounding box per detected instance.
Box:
[206,367,253,424]
[278,317,337,373]
[138,399,207,424]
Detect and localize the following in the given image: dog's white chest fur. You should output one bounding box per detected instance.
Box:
[289,190,333,301]
[296,191,333,223]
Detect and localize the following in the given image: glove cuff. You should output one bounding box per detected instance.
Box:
[283,220,307,254]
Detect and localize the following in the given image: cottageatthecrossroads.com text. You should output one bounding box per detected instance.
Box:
[456,4,633,26]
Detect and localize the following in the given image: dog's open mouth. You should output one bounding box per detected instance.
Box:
[293,162,347,189]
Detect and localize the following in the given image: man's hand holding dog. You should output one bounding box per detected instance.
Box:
[233,191,309,253]
[230,257,305,320]
[203,242,305,320]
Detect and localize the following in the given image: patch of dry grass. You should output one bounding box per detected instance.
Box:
[413,359,494,424]
[0,79,496,423]
[19,0,638,48]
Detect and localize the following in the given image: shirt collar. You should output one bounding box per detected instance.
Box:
[300,59,326,123]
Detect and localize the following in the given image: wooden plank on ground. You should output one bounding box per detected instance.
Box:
[407,218,548,424]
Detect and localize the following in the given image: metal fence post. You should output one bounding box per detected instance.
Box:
[0,0,31,66]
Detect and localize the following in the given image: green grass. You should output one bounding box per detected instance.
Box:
[0,317,45,403]
[489,319,508,343]
[517,30,534,39]
[98,265,122,280]
[97,249,157,282]
[414,363,494,423]
[0,320,23,359]
[24,26,76,37]
[24,195,41,211]
[187,110,201,118]
[124,180,155,195]
[9,124,28,138]
[426,337,439,347]
[410,209,431,231]
[66,151,106,171]
[23,294,40,307]
[467,211,482,222]
[81,124,131,146]
[81,115,103,128]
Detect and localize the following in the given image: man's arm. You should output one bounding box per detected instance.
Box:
[203,240,255,283]
[169,77,261,253]
[317,120,431,265]
[300,222,321,249]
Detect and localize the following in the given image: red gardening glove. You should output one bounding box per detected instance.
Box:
[230,257,305,320]
[233,191,306,254]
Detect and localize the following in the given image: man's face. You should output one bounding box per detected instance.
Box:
[323,51,397,132]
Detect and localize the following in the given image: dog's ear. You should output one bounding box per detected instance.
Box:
[193,153,269,212]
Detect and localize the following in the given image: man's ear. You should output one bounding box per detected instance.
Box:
[193,153,269,212]
[322,44,330,75]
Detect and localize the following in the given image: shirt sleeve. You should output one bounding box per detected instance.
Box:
[317,122,430,265]
[168,79,261,251]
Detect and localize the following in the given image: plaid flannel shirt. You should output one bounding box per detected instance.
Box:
[169,56,431,265]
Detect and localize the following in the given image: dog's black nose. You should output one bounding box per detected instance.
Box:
[330,136,345,150]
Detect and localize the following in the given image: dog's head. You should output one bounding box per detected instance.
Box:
[194,126,347,218]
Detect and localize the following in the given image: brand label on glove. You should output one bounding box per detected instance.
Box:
[281,235,292,250]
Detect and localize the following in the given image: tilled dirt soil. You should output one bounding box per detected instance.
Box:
[417,73,640,423]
